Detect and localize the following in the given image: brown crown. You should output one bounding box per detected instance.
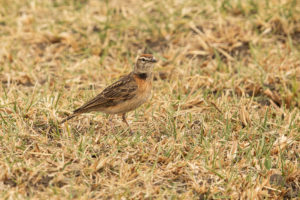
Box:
[139,54,153,58]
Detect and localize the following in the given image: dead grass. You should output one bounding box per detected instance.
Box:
[0,0,299,199]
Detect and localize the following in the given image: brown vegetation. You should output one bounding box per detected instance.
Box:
[0,0,299,199]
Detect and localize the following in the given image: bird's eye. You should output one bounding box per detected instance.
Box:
[141,58,146,62]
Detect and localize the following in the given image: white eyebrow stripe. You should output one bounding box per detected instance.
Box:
[139,57,153,60]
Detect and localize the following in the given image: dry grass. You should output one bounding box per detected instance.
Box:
[0,0,299,199]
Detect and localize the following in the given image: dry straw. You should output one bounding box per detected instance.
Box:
[0,0,299,199]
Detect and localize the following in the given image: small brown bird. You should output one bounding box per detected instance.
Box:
[60,54,157,129]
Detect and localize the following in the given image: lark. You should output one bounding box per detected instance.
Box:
[60,54,157,130]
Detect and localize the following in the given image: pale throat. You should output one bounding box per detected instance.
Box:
[133,64,153,80]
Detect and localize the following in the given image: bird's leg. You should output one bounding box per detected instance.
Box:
[122,113,132,133]
[122,113,129,127]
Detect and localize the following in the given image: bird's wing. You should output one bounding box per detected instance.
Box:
[73,73,138,113]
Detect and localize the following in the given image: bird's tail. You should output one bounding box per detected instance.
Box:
[60,113,78,124]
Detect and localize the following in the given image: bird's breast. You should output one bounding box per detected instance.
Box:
[133,73,152,106]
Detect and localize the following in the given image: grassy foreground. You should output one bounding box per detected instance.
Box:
[0,0,299,199]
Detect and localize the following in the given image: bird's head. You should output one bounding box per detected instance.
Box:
[134,54,157,74]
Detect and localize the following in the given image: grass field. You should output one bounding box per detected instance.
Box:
[0,0,299,199]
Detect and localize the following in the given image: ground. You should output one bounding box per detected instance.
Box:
[0,0,299,199]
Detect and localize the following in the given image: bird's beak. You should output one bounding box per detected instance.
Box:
[151,58,158,63]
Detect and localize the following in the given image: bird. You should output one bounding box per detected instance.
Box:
[60,54,157,131]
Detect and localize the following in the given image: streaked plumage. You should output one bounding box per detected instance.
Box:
[60,54,157,129]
